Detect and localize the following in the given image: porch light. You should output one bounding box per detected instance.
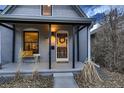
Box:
[51,32,55,49]
[51,26,57,32]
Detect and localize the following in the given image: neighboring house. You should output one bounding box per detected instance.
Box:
[0,5,93,69]
[91,15,124,38]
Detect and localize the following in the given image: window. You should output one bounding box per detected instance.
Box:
[42,5,52,16]
[23,32,39,54]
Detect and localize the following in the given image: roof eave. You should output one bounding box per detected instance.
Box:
[0,15,93,24]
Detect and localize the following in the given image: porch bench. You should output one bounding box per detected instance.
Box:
[21,51,34,62]
[21,51,40,63]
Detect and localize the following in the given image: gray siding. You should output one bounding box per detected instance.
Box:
[15,24,49,62]
[7,6,41,16]
[52,5,80,18]
[6,5,82,18]
[0,31,1,64]
[79,27,88,62]
[0,26,13,64]
[0,23,88,64]
[14,24,77,63]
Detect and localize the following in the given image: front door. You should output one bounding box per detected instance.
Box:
[56,31,69,62]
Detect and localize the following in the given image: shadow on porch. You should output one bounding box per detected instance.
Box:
[0,62,83,76]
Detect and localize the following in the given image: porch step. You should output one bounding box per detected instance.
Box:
[53,73,73,77]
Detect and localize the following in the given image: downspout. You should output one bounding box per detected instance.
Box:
[87,25,91,61]
[87,21,95,61]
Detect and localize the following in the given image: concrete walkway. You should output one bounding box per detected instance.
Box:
[53,73,78,88]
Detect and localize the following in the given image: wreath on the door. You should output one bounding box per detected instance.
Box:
[59,37,65,44]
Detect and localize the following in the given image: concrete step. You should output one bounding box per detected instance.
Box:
[53,73,73,77]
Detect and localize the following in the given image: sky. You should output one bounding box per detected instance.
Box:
[0,5,6,10]
[80,5,124,22]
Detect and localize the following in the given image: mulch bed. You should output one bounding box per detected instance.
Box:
[0,75,53,88]
[74,68,124,88]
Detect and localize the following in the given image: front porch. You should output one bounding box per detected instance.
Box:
[0,15,92,70]
[0,62,83,76]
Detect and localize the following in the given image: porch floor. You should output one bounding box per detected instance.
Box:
[0,62,83,76]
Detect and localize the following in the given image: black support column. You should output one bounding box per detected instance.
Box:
[12,25,15,63]
[72,26,75,68]
[48,24,51,69]
[77,30,79,62]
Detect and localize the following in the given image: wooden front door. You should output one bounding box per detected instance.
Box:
[56,31,69,62]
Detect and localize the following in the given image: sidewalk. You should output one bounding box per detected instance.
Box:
[53,73,78,88]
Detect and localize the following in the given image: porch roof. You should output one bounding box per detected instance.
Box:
[0,15,93,25]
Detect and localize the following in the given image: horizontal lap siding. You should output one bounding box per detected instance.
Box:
[0,26,13,64]
[79,27,87,63]
[7,5,81,18]
[8,6,41,16]
[14,24,75,63]
[0,31,1,64]
[52,6,81,18]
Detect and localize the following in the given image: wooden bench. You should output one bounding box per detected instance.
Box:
[20,51,40,63]
[21,51,34,62]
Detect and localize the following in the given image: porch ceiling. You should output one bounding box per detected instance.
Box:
[0,15,93,25]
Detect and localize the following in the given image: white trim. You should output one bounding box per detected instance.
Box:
[88,27,91,61]
[56,30,69,62]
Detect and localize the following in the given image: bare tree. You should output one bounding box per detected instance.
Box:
[92,8,124,73]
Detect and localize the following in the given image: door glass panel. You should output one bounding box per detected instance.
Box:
[57,33,68,58]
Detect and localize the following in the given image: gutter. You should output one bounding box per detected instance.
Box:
[0,15,93,24]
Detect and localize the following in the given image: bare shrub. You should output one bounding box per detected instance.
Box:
[79,60,103,83]
[92,8,124,73]
[15,48,23,80]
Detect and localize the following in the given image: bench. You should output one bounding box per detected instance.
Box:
[21,51,34,62]
[20,51,40,63]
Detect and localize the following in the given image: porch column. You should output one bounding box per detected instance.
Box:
[77,30,79,62]
[12,25,16,63]
[48,24,51,69]
[87,26,91,61]
[72,26,75,68]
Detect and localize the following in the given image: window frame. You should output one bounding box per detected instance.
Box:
[41,5,52,16]
[23,31,39,54]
